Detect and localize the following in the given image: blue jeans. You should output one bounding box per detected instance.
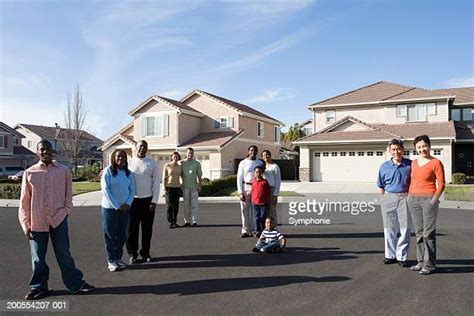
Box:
[29,218,85,292]
[102,208,130,262]
[252,204,269,234]
[256,240,281,253]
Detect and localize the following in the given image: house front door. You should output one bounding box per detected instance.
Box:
[454,145,474,176]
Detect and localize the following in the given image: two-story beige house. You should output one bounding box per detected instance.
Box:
[0,121,36,170]
[101,90,284,179]
[294,81,474,183]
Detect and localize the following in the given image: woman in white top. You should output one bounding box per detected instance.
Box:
[261,150,281,225]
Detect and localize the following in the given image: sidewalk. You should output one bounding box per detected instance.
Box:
[2,181,473,210]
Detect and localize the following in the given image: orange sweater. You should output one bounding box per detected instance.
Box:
[409,158,445,196]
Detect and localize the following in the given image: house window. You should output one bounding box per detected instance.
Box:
[0,136,4,148]
[257,122,264,138]
[451,109,461,121]
[462,108,473,121]
[303,127,313,135]
[376,151,384,156]
[367,151,374,156]
[143,115,167,137]
[433,149,441,155]
[404,151,410,156]
[398,103,435,122]
[407,104,427,122]
[349,152,355,156]
[340,152,346,156]
[314,152,321,157]
[325,110,335,124]
[27,140,32,148]
[323,152,329,157]
[357,152,364,156]
[220,117,228,128]
[274,126,281,142]
[412,150,417,155]
[331,152,337,157]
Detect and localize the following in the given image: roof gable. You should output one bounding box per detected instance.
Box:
[128,95,204,116]
[16,123,102,142]
[0,121,24,138]
[181,90,283,125]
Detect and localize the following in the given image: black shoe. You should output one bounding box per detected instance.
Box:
[174,223,181,228]
[398,261,409,267]
[183,223,191,227]
[240,233,252,238]
[170,223,175,229]
[192,223,198,227]
[383,258,398,264]
[25,288,48,300]
[141,255,152,262]
[74,283,96,294]
[252,247,260,253]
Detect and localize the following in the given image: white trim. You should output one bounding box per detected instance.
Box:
[147,145,178,150]
[140,110,176,117]
[241,111,284,126]
[237,137,281,147]
[308,96,455,109]
[180,109,205,117]
[294,136,455,145]
[453,102,474,106]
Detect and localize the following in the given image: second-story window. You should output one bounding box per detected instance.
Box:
[462,108,473,121]
[257,122,264,138]
[274,126,281,142]
[220,117,228,128]
[214,117,234,128]
[0,135,5,148]
[453,108,474,121]
[142,114,169,137]
[397,103,436,122]
[325,110,335,124]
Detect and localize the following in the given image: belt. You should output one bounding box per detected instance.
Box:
[244,182,252,185]
[386,192,408,196]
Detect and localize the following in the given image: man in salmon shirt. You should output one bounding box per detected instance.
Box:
[377,139,412,267]
[19,140,95,299]
[408,135,445,275]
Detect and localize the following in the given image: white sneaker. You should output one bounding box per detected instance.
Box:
[108,261,119,272]
[115,260,126,269]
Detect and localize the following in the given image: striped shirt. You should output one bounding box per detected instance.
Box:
[261,228,284,243]
[19,161,73,234]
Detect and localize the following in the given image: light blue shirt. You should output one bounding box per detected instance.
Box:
[377,158,412,193]
[101,166,136,209]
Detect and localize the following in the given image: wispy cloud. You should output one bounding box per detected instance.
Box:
[160,89,184,99]
[443,76,474,88]
[232,0,316,17]
[246,88,297,103]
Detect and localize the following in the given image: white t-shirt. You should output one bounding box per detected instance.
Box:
[237,158,263,193]
[128,157,161,204]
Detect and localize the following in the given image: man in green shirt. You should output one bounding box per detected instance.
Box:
[181,147,202,226]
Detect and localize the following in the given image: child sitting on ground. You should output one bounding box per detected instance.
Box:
[251,165,271,238]
[253,217,286,253]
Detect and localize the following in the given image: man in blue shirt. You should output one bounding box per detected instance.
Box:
[377,139,412,267]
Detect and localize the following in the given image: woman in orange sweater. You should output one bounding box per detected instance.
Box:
[408,135,445,275]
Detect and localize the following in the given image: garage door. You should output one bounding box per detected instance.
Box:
[312,150,387,182]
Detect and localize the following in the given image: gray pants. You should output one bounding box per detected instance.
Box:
[381,193,412,261]
[408,196,439,269]
[268,187,278,225]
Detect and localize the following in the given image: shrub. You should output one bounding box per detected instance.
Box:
[200,175,237,196]
[452,173,466,184]
[0,184,22,199]
[76,164,101,182]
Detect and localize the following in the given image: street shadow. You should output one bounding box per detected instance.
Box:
[285,232,446,239]
[433,259,474,274]
[184,224,241,228]
[49,275,351,297]
[127,247,382,270]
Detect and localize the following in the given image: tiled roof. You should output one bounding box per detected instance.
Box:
[158,96,204,115]
[196,90,283,124]
[13,146,35,156]
[435,87,474,104]
[18,124,102,142]
[180,130,243,148]
[310,81,455,107]
[296,116,456,143]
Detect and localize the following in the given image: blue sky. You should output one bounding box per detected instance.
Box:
[1,0,473,139]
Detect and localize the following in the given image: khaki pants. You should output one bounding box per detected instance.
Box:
[183,188,199,224]
[240,187,254,234]
[408,196,439,269]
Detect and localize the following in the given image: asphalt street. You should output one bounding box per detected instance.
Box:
[0,203,473,315]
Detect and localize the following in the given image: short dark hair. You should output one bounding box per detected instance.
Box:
[186,147,194,152]
[414,135,431,147]
[37,139,52,149]
[248,145,258,152]
[254,165,264,173]
[388,138,404,148]
[261,149,272,157]
[171,151,181,160]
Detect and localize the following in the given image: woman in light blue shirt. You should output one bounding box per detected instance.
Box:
[101,149,136,272]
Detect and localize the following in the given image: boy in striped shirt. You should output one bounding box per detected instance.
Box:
[253,217,286,253]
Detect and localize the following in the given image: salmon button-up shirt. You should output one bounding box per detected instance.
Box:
[19,161,73,234]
